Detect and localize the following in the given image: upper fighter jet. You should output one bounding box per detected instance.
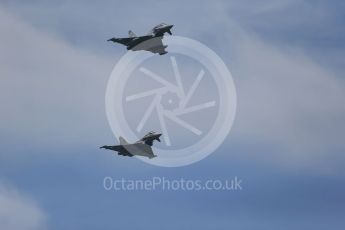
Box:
[107,23,173,55]
[100,131,162,159]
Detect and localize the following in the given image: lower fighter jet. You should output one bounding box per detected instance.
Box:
[107,23,173,55]
[100,131,162,159]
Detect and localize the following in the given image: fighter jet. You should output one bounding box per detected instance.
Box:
[107,23,173,55]
[100,131,162,159]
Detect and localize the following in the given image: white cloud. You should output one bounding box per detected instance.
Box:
[227,28,345,173]
[0,182,47,230]
[0,6,114,156]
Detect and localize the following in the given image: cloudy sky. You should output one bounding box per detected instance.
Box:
[0,0,344,229]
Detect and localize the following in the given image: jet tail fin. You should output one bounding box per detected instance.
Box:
[128,30,137,38]
[119,136,129,145]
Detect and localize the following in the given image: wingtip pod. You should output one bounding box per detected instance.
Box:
[149,154,157,159]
